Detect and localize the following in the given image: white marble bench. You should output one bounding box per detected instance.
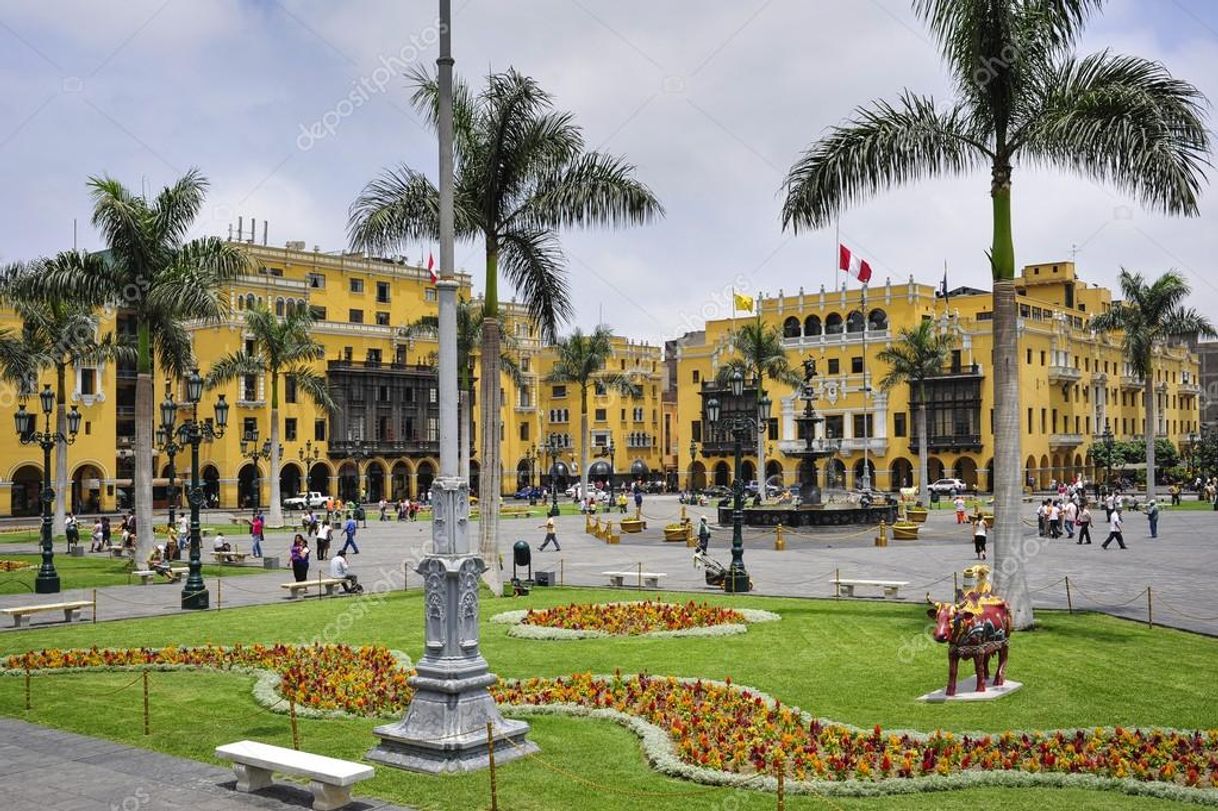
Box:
[1,599,94,628]
[215,739,373,810]
[131,567,187,585]
[281,578,346,598]
[603,570,667,589]
[835,578,909,598]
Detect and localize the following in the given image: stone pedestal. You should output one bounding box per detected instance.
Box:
[368,477,536,773]
[917,676,1023,703]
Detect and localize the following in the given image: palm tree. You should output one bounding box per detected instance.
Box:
[1,253,131,535]
[349,67,662,588]
[876,320,952,506]
[715,319,802,494]
[1090,269,1214,498]
[400,299,523,487]
[544,327,641,508]
[780,0,1209,628]
[205,303,334,528]
[42,170,248,561]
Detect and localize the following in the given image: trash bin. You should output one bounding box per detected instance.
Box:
[930,491,940,504]
[512,540,531,568]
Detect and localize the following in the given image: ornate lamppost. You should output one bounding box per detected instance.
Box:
[605,438,616,501]
[688,438,698,495]
[705,370,771,593]
[298,439,320,464]
[544,438,561,517]
[239,425,277,510]
[1102,420,1114,495]
[14,385,81,593]
[164,368,228,610]
[155,416,182,533]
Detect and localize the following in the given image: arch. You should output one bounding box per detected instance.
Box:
[1024,455,1038,490]
[244,293,256,310]
[9,464,41,517]
[852,458,876,489]
[782,316,801,339]
[588,460,611,484]
[867,308,888,330]
[416,460,436,497]
[1039,454,1051,489]
[237,463,262,510]
[713,461,730,487]
[739,460,756,486]
[545,461,571,492]
[366,459,386,502]
[953,456,978,488]
[1050,453,1062,487]
[690,461,707,490]
[983,458,994,493]
[308,462,332,495]
[280,462,303,501]
[337,462,360,502]
[71,463,105,514]
[391,460,411,500]
[468,460,479,497]
[765,459,784,485]
[824,458,846,489]
[890,457,913,491]
[824,312,843,335]
[846,310,865,333]
[804,315,822,336]
[516,458,532,489]
[629,459,649,479]
[202,464,220,508]
[275,297,285,316]
[928,456,945,482]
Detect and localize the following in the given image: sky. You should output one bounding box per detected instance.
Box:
[1,0,1216,348]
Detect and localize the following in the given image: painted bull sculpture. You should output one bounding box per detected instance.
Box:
[926,590,1013,696]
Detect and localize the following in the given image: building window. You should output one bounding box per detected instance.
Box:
[552,385,567,398]
[80,368,97,396]
[852,414,874,437]
[1026,348,1032,364]
[285,418,297,441]
[824,415,844,437]
[348,309,364,324]
[349,278,364,293]
[768,417,778,440]
[366,349,382,366]
[893,413,907,437]
[691,420,702,442]
[1040,351,1046,366]
[242,417,257,440]
[376,281,390,303]
[285,376,298,404]
[827,358,840,375]
[594,380,607,396]
[307,273,326,289]
[521,356,530,372]
[594,408,607,422]
[692,370,700,384]
[310,305,327,320]
[850,356,863,374]
[520,422,529,441]
[425,289,437,302]
[242,374,257,402]
[375,311,390,326]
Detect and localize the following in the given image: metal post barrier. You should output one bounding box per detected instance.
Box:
[560,558,564,586]
[953,571,958,596]
[774,523,785,551]
[142,671,150,735]
[92,588,97,624]
[403,561,409,591]
[216,577,222,611]
[317,568,323,600]
[487,722,499,811]
[290,697,300,750]
[834,568,840,600]
[24,663,30,711]
[776,763,785,811]
[1147,586,1153,629]
[637,561,643,591]
[1065,576,1073,614]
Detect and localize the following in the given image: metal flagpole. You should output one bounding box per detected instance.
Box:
[436,2,458,476]
[861,282,871,491]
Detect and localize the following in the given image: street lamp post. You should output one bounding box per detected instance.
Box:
[1102,420,1114,495]
[605,438,616,501]
[705,370,771,594]
[166,368,228,610]
[240,425,281,510]
[14,385,81,594]
[544,439,561,517]
[155,419,182,533]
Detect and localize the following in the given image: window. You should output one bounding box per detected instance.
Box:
[342,346,353,362]
[242,417,257,440]
[349,278,364,293]
[827,358,840,374]
[375,311,390,326]
[80,368,96,396]
[519,422,529,441]
[552,385,567,398]
[894,413,907,437]
[767,417,778,440]
[852,414,874,437]
[691,420,702,442]
[285,376,298,404]
[1040,351,1046,366]
[1026,348,1032,364]
[521,357,530,372]
[951,349,962,373]
[366,349,382,366]
[1027,408,1033,434]
[348,309,363,324]
[375,281,390,303]
[285,418,297,441]
[242,374,257,402]
[594,408,607,422]
[425,289,437,302]
[850,356,863,374]
[310,305,327,320]
[307,273,326,289]
[620,408,626,421]
[824,415,844,437]
[692,370,700,384]
[377,385,390,402]
[594,381,606,396]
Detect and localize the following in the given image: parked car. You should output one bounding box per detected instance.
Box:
[513,486,544,500]
[928,478,967,495]
[745,481,782,498]
[283,491,328,510]
[700,485,731,499]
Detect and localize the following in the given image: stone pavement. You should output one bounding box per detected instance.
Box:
[0,717,412,811]
[1,496,1216,636]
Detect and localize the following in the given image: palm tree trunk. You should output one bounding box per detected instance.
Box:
[134,323,155,564]
[267,373,284,528]
[459,389,471,481]
[916,387,930,506]
[1144,375,1157,499]
[579,387,590,508]
[989,163,1033,629]
[53,363,68,537]
[479,314,503,595]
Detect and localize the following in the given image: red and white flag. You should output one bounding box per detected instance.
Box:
[427,252,437,283]
[838,243,873,283]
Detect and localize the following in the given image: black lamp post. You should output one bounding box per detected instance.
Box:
[1102,420,1114,494]
[171,368,228,610]
[240,426,281,509]
[298,439,320,464]
[344,439,371,503]
[155,396,183,532]
[14,384,81,594]
[544,438,561,517]
[605,438,616,501]
[705,370,771,594]
[688,438,698,495]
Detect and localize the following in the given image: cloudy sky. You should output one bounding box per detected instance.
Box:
[1,0,1215,346]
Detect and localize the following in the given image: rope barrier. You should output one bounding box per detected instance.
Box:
[1027,577,1068,594]
[1068,584,1149,608]
[1151,597,1218,623]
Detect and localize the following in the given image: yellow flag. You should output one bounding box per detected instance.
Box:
[733,291,754,313]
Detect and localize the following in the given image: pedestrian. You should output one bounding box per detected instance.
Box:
[338,514,360,555]
[633,482,643,513]
[1063,499,1077,539]
[1076,504,1093,545]
[1036,500,1048,536]
[316,520,331,560]
[1102,509,1127,549]
[1104,492,1115,521]
[1047,501,1062,538]
[538,515,560,551]
[1145,498,1159,539]
[90,518,104,552]
[953,495,966,524]
[696,516,711,553]
[101,516,112,548]
[972,514,988,560]
[250,511,264,558]
[379,498,388,521]
[290,534,311,582]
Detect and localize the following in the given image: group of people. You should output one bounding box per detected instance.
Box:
[1031,487,1160,550]
[375,498,425,521]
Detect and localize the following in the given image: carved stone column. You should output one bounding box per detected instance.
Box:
[367,476,536,772]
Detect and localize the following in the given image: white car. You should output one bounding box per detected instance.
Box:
[928,478,967,494]
[283,491,328,510]
[565,484,610,502]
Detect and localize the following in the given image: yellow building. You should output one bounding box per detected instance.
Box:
[674,261,1201,493]
[0,240,666,516]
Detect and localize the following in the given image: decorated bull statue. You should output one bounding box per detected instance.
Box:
[926,569,1013,696]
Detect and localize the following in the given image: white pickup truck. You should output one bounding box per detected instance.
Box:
[283,491,327,510]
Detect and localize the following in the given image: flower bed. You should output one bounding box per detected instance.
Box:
[0,560,32,572]
[490,601,780,639]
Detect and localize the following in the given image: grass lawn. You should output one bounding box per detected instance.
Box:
[0,554,263,595]
[0,588,1213,810]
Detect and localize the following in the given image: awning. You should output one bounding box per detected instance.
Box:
[629,460,649,477]
[548,462,570,478]
[588,461,612,478]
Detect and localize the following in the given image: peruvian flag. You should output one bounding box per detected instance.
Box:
[838,243,873,283]
[427,252,437,283]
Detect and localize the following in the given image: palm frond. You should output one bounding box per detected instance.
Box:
[518,151,664,230]
[205,351,264,387]
[150,317,195,379]
[151,168,208,246]
[498,227,571,342]
[348,166,443,253]
[285,366,336,413]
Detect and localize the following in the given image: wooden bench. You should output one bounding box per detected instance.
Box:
[215,739,373,810]
[213,551,248,564]
[835,578,910,599]
[281,578,347,598]
[2,599,94,628]
[603,570,667,589]
[131,567,188,585]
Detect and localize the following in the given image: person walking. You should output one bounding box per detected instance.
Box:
[1047,501,1062,539]
[953,495,966,524]
[1076,504,1093,545]
[339,515,360,555]
[316,520,332,560]
[1145,498,1159,539]
[971,514,988,560]
[1062,499,1077,540]
[289,534,311,581]
[538,515,560,551]
[250,511,265,558]
[696,516,711,554]
[1102,509,1127,550]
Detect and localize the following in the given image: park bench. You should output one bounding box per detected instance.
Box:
[835,578,909,599]
[213,551,248,564]
[281,578,347,598]
[131,567,187,585]
[603,570,667,589]
[2,599,94,628]
[215,739,373,810]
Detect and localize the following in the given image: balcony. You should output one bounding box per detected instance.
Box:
[908,434,983,452]
[327,359,435,373]
[929,363,983,379]
[1120,374,1143,391]
[1048,365,1082,384]
[1180,382,1202,396]
[328,438,439,457]
[1049,433,1085,449]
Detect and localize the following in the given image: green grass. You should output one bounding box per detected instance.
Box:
[0,554,263,595]
[0,589,1212,810]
